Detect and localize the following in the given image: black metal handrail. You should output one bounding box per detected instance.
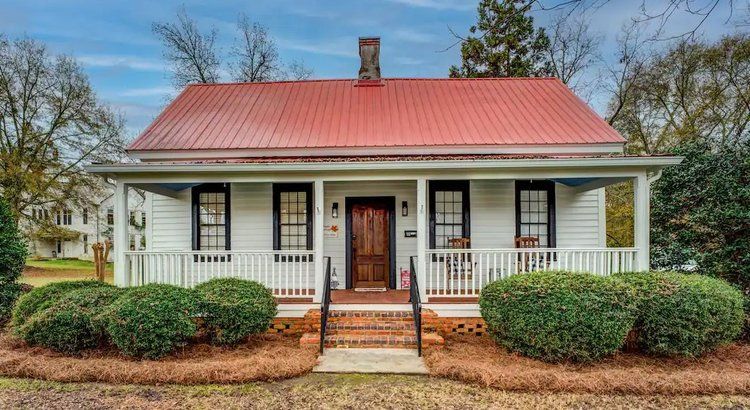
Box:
[409,256,423,357]
[319,256,332,354]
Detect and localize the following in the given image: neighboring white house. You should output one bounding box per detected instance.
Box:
[27,189,147,260]
[87,37,682,321]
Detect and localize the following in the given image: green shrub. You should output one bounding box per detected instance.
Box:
[616,272,745,356]
[0,199,27,323]
[195,278,277,345]
[102,284,199,359]
[17,287,123,354]
[10,280,113,329]
[0,283,22,325]
[479,271,636,363]
[744,295,750,341]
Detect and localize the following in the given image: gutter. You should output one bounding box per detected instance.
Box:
[86,156,684,175]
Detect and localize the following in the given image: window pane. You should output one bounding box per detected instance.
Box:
[278,188,311,250]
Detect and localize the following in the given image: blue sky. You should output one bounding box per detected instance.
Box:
[1,0,742,139]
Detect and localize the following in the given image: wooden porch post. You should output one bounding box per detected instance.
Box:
[313,179,325,303]
[416,178,427,301]
[113,181,130,287]
[633,173,650,271]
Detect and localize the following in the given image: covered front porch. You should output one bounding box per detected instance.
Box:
[91,156,679,305]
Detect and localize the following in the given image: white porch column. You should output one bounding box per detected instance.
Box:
[313,179,325,303]
[113,181,130,287]
[633,173,650,271]
[416,178,428,301]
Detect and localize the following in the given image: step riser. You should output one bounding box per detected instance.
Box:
[327,330,415,336]
[328,312,413,320]
[325,338,417,349]
[325,344,417,349]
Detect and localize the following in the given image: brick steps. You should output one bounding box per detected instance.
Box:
[326,321,415,336]
[327,310,413,322]
[324,334,417,348]
[299,309,444,350]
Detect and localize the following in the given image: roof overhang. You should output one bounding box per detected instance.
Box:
[87,155,683,175]
[128,143,625,161]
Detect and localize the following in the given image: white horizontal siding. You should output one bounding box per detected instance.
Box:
[147,179,605,285]
[469,180,516,249]
[556,185,604,247]
[150,190,191,251]
[231,183,273,250]
[467,180,603,249]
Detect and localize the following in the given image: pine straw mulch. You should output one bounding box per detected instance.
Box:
[0,332,318,385]
[424,335,750,396]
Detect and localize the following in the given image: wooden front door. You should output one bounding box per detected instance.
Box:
[350,200,391,288]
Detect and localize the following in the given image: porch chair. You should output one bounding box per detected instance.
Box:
[446,237,473,281]
[514,236,541,273]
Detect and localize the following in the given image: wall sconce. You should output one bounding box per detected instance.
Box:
[332,202,339,218]
[402,201,408,217]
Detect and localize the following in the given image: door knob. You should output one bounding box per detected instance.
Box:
[351,234,357,240]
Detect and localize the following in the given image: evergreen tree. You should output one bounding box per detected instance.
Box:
[0,198,27,323]
[450,0,551,78]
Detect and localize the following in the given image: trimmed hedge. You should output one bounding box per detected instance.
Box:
[101,284,200,359]
[10,280,113,329]
[195,278,277,345]
[480,271,636,363]
[616,272,745,356]
[17,286,123,354]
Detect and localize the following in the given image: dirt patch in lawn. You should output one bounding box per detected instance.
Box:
[0,333,317,385]
[22,266,95,278]
[425,336,750,395]
[1,374,750,409]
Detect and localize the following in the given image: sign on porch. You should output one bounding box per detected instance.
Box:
[400,268,410,289]
[324,224,339,238]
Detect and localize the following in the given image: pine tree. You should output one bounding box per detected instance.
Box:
[0,198,27,323]
[450,0,551,78]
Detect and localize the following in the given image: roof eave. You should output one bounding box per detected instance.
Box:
[127,142,626,161]
[86,155,683,175]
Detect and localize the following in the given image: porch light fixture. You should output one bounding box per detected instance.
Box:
[402,201,408,217]
[332,202,339,218]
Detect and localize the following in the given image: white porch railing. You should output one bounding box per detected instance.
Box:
[424,248,638,298]
[124,250,315,298]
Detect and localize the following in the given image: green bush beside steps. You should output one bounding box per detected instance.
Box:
[480,271,636,363]
[195,278,277,346]
[480,270,745,363]
[10,278,279,359]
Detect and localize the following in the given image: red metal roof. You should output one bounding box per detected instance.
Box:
[127,78,625,154]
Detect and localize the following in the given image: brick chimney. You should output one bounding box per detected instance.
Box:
[358,37,381,80]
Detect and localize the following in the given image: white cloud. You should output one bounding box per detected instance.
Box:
[119,86,175,98]
[394,56,424,65]
[277,37,359,58]
[77,54,164,71]
[386,0,474,11]
[392,28,437,43]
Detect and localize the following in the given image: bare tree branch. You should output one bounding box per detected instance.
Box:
[0,35,125,225]
[230,16,280,83]
[545,13,602,90]
[152,8,220,88]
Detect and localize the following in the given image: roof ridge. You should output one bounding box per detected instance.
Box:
[186,77,561,87]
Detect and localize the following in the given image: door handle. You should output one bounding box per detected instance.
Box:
[351,234,357,240]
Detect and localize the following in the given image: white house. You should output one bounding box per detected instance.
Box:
[27,189,147,260]
[87,37,681,348]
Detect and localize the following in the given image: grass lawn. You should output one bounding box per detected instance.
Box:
[21,258,113,287]
[0,374,747,409]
